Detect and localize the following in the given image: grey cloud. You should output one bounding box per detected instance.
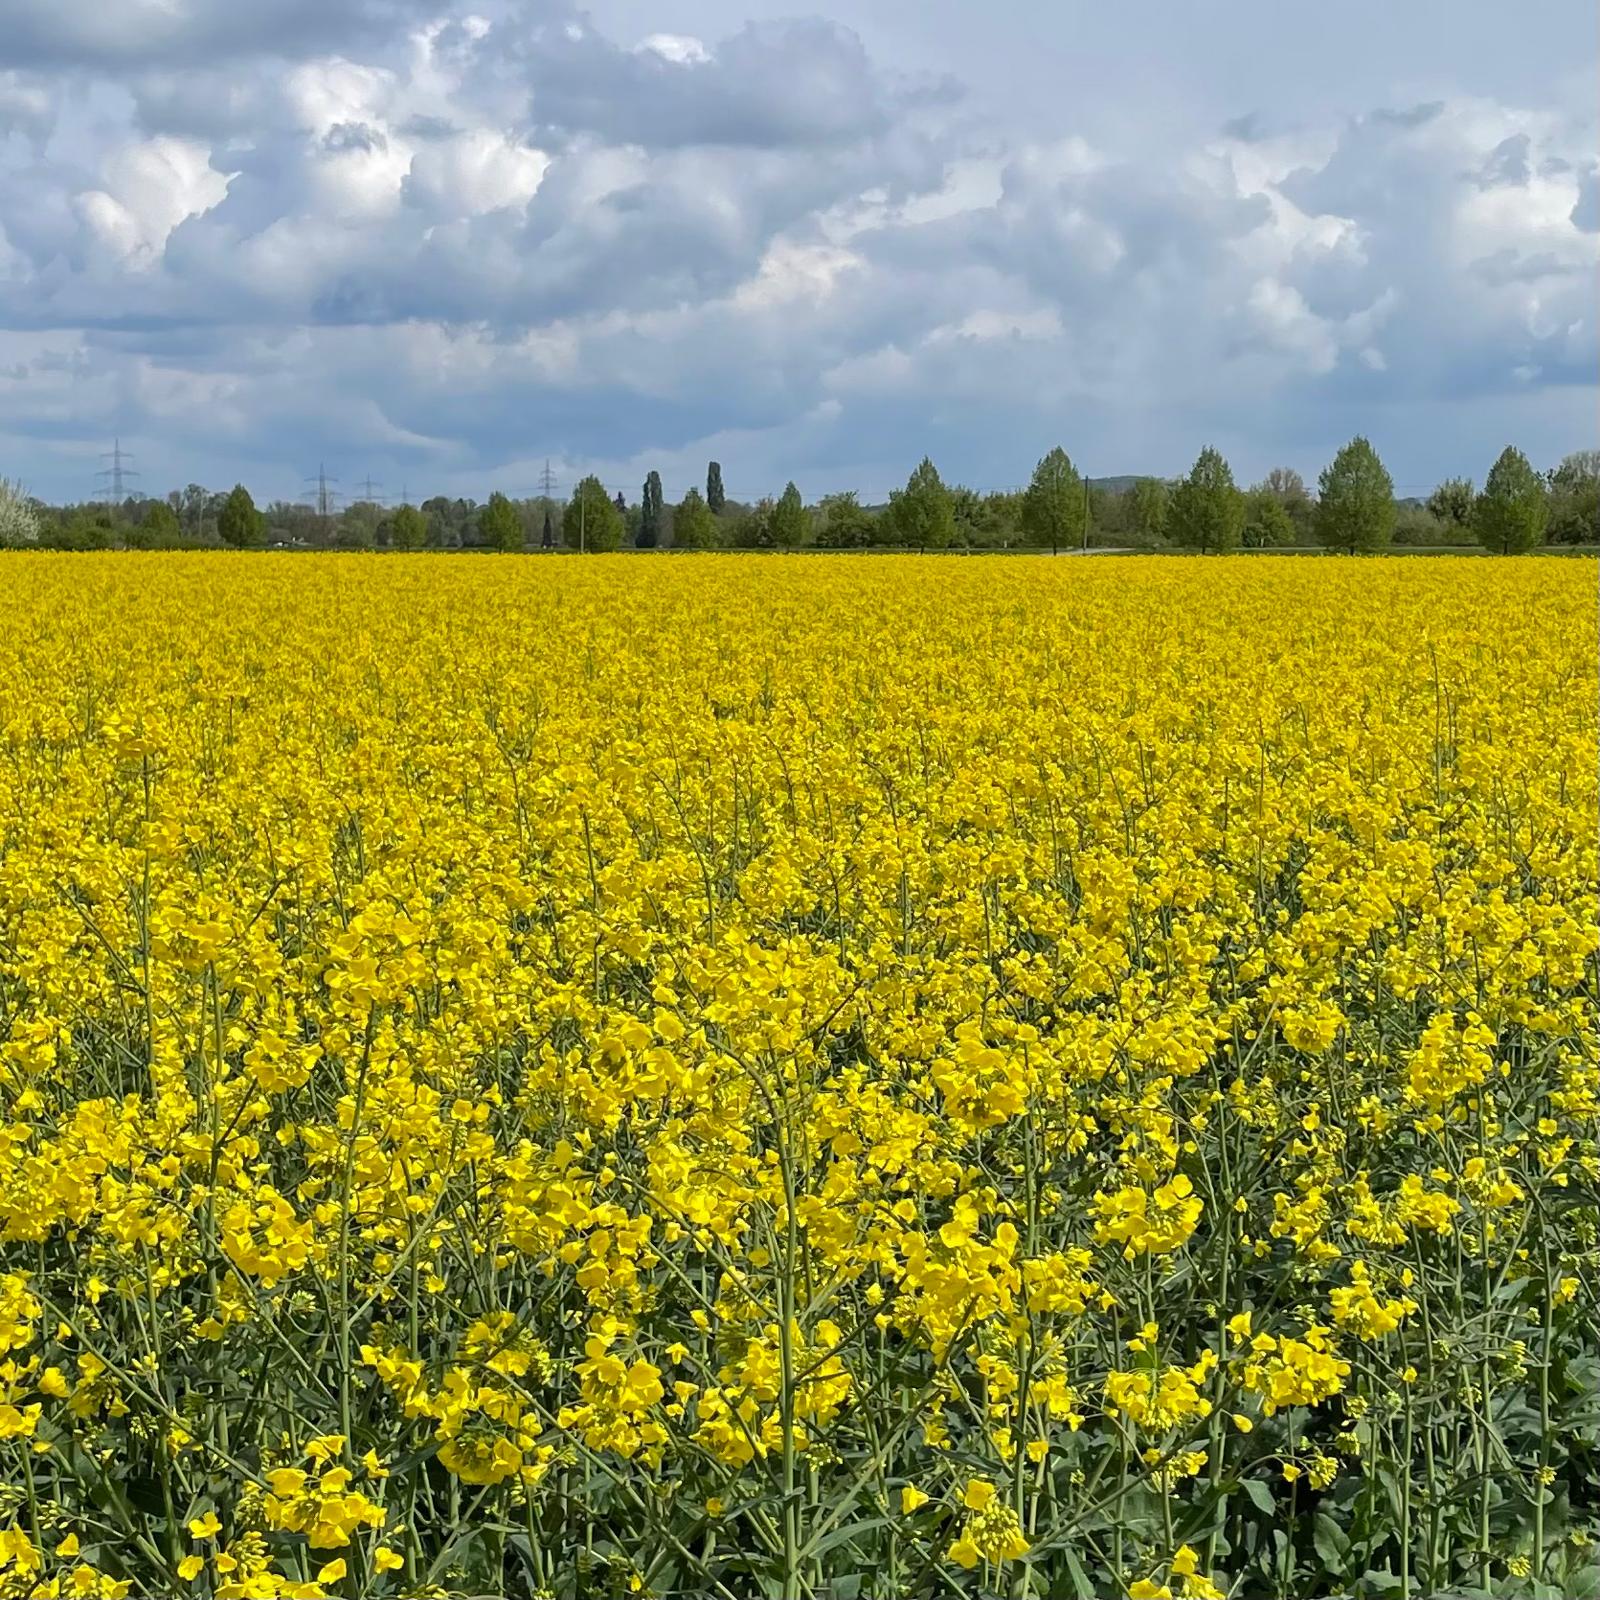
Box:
[514,17,907,150]
[1474,133,1530,188]
[1,0,439,68]
[1572,165,1600,231]
[323,121,388,154]
[0,2,1596,507]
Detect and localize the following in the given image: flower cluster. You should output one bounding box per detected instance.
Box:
[0,552,1592,1598]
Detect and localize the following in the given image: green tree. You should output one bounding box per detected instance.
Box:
[391,503,427,550]
[480,490,522,552]
[890,457,955,552]
[706,461,725,514]
[218,484,265,548]
[541,506,555,548]
[1242,485,1295,547]
[1168,447,1244,553]
[815,491,874,548]
[1316,437,1395,553]
[640,471,664,548]
[1426,477,1475,530]
[1473,446,1547,554]
[138,499,181,548]
[731,497,775,548]
[673,487,716,550]
[565,476,623,551]
[770,481,807,547]
[1020,446,1085,553]
[1260,466,1314,540]
[1546,451,1599,544]
[1129,477,1170,544]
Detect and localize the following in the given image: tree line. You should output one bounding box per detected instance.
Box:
[2,443,1596,553]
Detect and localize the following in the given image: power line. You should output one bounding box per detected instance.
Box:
[95,437,138,508]
[302,464,341,525]
[356,475,385,506]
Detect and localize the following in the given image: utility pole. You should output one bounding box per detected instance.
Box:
[1083,473,1090,552]
[96,437,139,515]
[357,475,384,505]
[302,464,341,544]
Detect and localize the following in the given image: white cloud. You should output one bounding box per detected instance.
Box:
[75,136,231,265]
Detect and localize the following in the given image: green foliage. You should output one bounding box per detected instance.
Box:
[1020,446,1085,551]
[1473,446,1547,554]
[1168,446,1244,552]
[1128,477,1170,545]
[641,471,664,549]
[1426,477,1475,528]
[1243,487,1296,548]
[564,475,623,551]
[390,503,427,551]
[1547,450,1600,544]
[673,487,717,550]
[480,490,523,552]
[1317,437,1395,553]
[127,499,181,549]
[706,461,725,515]
[890,457,955,551]
[1392,504,1449,545]
[218,483,265,548]
[816,491,875,548]
[731,497,776,548]
[771,481,807,548]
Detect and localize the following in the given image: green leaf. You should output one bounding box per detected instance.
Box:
[1060,1548,1096,1600]
[1242,1478,1276,1516]
[1313,1512,1351,1572]
[804,1516,893,1561]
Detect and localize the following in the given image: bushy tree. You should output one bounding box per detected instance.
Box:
[673,487,716,550]
[1168,447,1244,553]
[813,491,874,548]
[0,478,41,547]
[1545,450,1598,544]
[1473,446,1547,554]
[421,496,472,548]
[890,457,955,552]
[1258,467,1314,540]
[541,506,555,548]
[770,481,807,548]
[1393,504,1447,545]
[1316,437,1395,553]
[390,503,427,550]
[1426,477,1475,530]
[1020,446,1085,553]
[141,499,181,547]
[706,461,725,514]
[565,476,623,551]
[480,491,522,552]
[1242,486,1295,548]
[732,497,776,548]
[218,484,265,548]
[1128,477,1170,545]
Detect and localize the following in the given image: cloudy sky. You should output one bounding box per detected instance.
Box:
[1,0,1595,506]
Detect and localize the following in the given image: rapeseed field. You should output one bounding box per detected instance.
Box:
[0,554,1593,1600]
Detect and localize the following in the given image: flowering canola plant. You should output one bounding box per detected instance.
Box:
[0,552,1594,1600]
